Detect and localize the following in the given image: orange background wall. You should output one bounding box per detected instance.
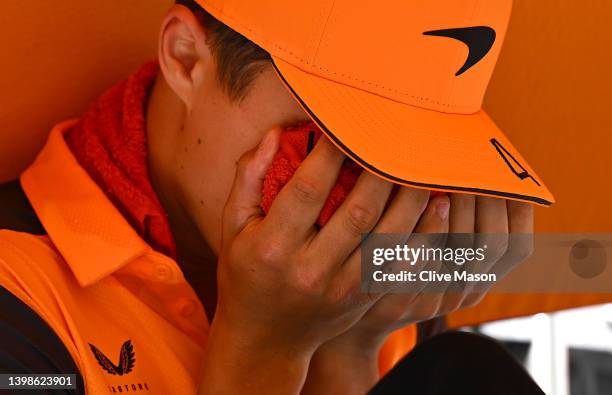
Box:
[484,0,612,232]
[0,0,171,183]
[0,0,610,233]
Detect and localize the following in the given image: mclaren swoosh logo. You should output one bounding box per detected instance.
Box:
[89,340,136,376]
[423,26,496,76]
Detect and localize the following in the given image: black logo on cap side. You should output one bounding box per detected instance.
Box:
[89,340,136,376]
[490,138,541,187]
[423,26,496,76]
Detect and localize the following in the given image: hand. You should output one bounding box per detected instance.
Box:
[200,129,432,394]
[301,194,534,394]
[357,195,534,340]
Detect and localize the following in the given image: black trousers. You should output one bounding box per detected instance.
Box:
[369,331,545,395]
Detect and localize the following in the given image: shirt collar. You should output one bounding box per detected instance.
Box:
[21,120,153,286]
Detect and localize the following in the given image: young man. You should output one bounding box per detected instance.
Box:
[0,0,551,393]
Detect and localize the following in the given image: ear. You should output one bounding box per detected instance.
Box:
[158,5,212,111]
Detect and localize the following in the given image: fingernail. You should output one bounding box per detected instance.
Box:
[436,198,450,220]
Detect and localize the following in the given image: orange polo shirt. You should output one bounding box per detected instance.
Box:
[0,120,416,393]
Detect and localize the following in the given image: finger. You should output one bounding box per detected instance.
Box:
[343,194,449,306]
[349,187,430,290]
[313,171,393,265]
[326,187,429,287]
[449,193,476,234]
[373,187,430,234]
[475,196,508,233]
[414,194,450,233]
[404,195,453,312]
[389,194,450,283]
[447,194,476,276]
[264,136,345,241]
[508,200,534,234]
[475,196,509,265]
[502,200,534,274]
[481,201,534,284]
[222,127,281,240]
[463,197,513,306]
[442,193,477,311]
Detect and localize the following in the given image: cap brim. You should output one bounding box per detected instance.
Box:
[272,57,554,206]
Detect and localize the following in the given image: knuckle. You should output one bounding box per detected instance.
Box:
[253,238,285,265]
[345,204,378,236]
[291,176,325,204]
[325,284,352,306]
[293,269,326,298]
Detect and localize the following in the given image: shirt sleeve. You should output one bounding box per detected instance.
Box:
[0,285,85,394]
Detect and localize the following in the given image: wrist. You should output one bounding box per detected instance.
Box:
[211,305,318,357]
[301,337,381,395]
[199,312,312,394]
[320,334,382,372]
[325,327,388,357]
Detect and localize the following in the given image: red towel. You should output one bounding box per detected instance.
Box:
[65,61,177,258]
[261,122,364,226]
[262,122,443,226]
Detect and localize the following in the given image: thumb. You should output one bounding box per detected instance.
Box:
[222,127,281,240]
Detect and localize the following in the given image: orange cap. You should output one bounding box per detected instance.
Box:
[195,0,554,205]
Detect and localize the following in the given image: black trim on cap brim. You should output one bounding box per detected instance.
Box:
[271,60,553,206]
